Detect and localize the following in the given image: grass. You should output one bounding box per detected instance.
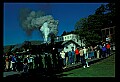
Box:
[59,54,115,77]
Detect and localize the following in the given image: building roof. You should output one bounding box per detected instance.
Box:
[61,40,80,47]
[11,43,24,52]
[30,40,43,45]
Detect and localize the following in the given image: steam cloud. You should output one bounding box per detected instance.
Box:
[19,8,59,43]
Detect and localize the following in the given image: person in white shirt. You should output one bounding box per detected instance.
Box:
[60,50,66,69]
[82,47,90,68]
[83,47,88,59]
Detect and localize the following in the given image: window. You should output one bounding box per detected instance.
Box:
[102,30,105,35]
[65,37,66,39]
[106,29,109,35]
[80,40,81,43]
[110,28,113,34]
[67,36,69,39]
[72,36,74,38]
[71,47,74,49]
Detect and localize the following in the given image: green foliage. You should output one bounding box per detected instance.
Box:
[74,18,88,30]
[74,3,115,46]
[62,54,115,77]
[95,4,106,15]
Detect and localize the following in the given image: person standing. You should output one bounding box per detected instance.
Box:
[94,46,97,58]
[99,44,103,58]
[83,47,90,68]
[3,54,6,71]
[80,47,89,68]
[16,56,21,72]
[71,48,75,64]
[60,50,66,69]
[34,54,39,69]
[46,54,52,74]
[28,54,34,70]
[11,53,17,71]
[51,47,58,69]
[65,51,69,67]
[79,47,86,68]
[83,47,87,59]
[68,50,72,65]
[90,46,95,59]
[96,45,100,59]
[75,47,80,63]
[102,45,107,58]
[23,55,29,73]
[87,47,91,59]
[5,56,9,71]
[106,43,111,57]
[9,55,12,71]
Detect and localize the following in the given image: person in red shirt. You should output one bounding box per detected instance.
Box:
[106,43,111,57]
[75,47,80,63]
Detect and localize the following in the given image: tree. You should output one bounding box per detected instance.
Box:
[95,3,115,27]
[95,4,106,15]
[74,16,102,46]
[74,18,88,46]
[74,3,115,46]
[105,3,115,26]
[74,18,88,30]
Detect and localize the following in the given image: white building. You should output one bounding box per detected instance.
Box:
[54,33,85,51]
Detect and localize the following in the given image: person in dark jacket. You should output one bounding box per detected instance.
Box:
[11,54,17,71]
[16,56,21,72]
[51,47,58,69]
[23,56,28,73]
[34,54,39,69]
[68,50,72,65]
[71,49,75,64]
[102,45,107,58]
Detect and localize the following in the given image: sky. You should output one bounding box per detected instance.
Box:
[4,2,108,46]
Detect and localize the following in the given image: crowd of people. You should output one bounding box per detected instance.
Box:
[59,42,111,69]
[3,53,43,73]
[3,41,112,73]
